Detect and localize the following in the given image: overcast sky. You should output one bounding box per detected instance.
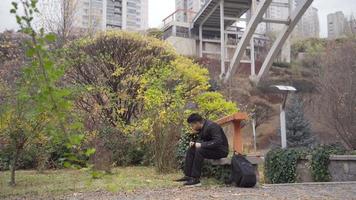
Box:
[1,0,355,38]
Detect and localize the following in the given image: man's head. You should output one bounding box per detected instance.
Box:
[187,113,204,132]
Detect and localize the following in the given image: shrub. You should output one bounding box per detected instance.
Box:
[176,132,198,169]
[310,145,345,182]
[265,148,306,184]
[264,145,347,184]
[201,162,231,183]
[65,31,176,129]
[273,61,291,68]
[65,31,179,172]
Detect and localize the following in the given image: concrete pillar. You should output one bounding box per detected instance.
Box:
[199,24,203,57]
[281,0,293,63]
[250,0,256,76]
[220,0,225,77]
[252,118,257,152]
[172,25,177,37]
[280,104,287,149]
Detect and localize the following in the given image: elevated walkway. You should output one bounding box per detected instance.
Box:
[162,0,314,85]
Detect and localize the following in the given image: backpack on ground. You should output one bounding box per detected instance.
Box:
[228,154,256,188]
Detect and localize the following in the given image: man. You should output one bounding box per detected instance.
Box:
[176,113,229,186]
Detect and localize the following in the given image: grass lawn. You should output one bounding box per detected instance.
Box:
[0,167,199,199]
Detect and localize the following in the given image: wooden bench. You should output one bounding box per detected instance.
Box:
[215,112,248,154]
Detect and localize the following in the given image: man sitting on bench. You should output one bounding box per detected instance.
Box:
[175,113,229,186]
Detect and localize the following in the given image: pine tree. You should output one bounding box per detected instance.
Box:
[285,95,315,148]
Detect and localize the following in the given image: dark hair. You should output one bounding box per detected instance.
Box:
[187,113,203,123]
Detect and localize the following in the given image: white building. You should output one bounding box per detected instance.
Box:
[327,11,348,39]
[39,0,148,33]
[125,0,148,31]
[175,0,208,23]
[256,0,319,39]
[294,6,319,39]
[265,0,289,33]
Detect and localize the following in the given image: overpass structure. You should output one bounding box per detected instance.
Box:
[162,0,314,85]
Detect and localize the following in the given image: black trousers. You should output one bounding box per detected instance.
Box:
[184,147,228,178]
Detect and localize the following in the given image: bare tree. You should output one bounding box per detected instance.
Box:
[249,96,274,129]
[316,40,356,150]
[38,0,79,45]
[344,14,356,37]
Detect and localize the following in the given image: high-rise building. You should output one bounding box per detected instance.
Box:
[175,0,208,23]
[80,0,148,31]
[39,0,148,32]
[293,6,319,39]
[255,0,319,39]
[125,0,148,30]
[105,0,124,29]
[265,0,290,33]
[327,11,347,39]
[77,0,105,31]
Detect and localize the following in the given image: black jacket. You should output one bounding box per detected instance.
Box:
[198,120,229,153]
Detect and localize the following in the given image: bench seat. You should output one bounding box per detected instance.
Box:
[206,155,264,166]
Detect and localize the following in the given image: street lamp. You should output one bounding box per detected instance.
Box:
[272,85,297,149]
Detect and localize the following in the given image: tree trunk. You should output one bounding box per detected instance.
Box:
[9,148,20,186]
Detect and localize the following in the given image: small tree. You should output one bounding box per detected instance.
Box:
[285,95,315,148]
[249,97,274,129]
[0,0,88,186]
[146,28,163,39]
[315,39,356,150]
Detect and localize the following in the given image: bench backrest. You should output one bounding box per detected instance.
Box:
[216,112,248,154]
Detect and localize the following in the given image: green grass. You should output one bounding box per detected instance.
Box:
[0,167,182,199]
[0,167,220,199]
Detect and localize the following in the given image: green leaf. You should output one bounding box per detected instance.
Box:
[63,161,71,168]
[85,148,96,157]
[69,134,84,145]
[30,0,38,8]
[45,33,56,42]
[11,2,18,9]
[10,9,16,14]
[15,15,21,24]
[26,48,35,57]
[44,60,53,69]
[86,86,94,91]
[39,28,44,36]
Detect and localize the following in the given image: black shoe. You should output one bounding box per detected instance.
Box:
[183,178,201,187]
[174,176,191,182]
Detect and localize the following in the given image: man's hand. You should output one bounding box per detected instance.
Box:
[191,129,199,134]
[189,141,195,147]
[195,142,202,148]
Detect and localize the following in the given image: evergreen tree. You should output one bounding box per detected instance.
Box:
[285,95,315,147]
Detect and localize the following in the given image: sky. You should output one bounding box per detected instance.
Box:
[1,0,356,38]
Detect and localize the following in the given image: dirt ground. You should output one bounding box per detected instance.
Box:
[58,183,356,200]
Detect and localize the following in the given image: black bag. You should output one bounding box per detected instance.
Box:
[228,154,256,187]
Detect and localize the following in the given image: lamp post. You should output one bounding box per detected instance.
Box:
[272,85,296,149]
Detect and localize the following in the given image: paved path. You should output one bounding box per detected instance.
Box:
[62,183,356,200]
